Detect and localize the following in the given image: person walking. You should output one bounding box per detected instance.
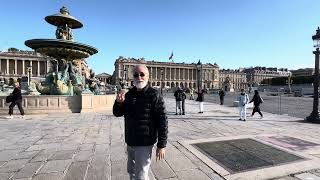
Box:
[113,65,168,180]
[197,89,205,113]
[181,89,186,115]
[237,88,249,121]
[249,90,264,118]
[174,87,184,115]
[218,89,225,105]
[7,82,24,118]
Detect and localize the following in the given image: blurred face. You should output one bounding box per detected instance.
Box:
[15,82,20,88]
[133,65,149,90]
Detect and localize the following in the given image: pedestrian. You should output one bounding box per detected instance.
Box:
[113,64,168,180]
[174,87,184,115]
[249,90,264,118]
[197,89,204,113]
[218,89,225,105]
[181,89,186,115]
[7,82,24,119]
[189,88,194,100]
[237,88,249,121]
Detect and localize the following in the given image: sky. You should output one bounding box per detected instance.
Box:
[0,0,319,74]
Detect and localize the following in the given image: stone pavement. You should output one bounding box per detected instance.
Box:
[0,97,320,180]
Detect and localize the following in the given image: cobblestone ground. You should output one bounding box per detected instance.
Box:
[0,97,320,180]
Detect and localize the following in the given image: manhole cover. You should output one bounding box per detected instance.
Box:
[193,138,304,173]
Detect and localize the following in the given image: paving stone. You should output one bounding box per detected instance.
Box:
[30,150,55,162]
[25,143,60,151]
[11,151,40,160]
[111,161,128,176]
[112,174,129,180]
[95,144,109,154]
[150,160,175,179]
[295,173,320,180]
[85,155,110,180]
[63,161,88,180]
[11,162,43,179]
[0,159,29,173]
[78,143,94,151]
[176,169,211,180]
[273,176,300,180]
[0,172,12,180]
[49,150,75,160]
[38,159,72,173]
[0,150,21,161]
[73,150,93,161]
[32,172,64,180]
[166,156,197,171]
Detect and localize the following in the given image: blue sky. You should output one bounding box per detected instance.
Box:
[0,0,319,74]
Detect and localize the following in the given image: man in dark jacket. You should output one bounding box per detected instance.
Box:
[218,89,225,105]
[7,82,24,119]
[174,87,184,115]
[113,65,168,180]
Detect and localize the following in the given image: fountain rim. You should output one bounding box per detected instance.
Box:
[24,39,98,55]
[45,14,83,29]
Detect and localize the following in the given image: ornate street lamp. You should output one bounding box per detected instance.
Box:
[196,60,202,93]
[160,68,164,94]
[306,27,320,123]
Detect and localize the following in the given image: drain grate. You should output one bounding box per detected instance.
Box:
[193,138,304,173]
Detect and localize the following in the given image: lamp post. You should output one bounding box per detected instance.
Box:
[196,60,202,93]
[160,68,164,94]
[306,27,320,123]
[27,65,32,86]
[286,74,293,94]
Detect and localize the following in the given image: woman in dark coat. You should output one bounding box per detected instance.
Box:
[249,90,263,118]
[8,82,24,118]
[197,89,205,113]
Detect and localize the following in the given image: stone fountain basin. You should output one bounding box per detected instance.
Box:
[25,39,98,60]
[0,94,115,114]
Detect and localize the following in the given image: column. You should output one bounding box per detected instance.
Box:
[37,61,40,76]
[164,68,167,80]
[155,67,158,80]
[14,60,17,75]
[6,59,9,75]
[0,59,2,73]
[22,60,25,75]
[30,61,33,76]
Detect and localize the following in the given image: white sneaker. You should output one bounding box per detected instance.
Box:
[6,116,13,119]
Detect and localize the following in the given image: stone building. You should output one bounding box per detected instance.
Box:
[243,67,291,85]
[113,56,220,90]
[0,49,53,84]
[219,69,247,92]
[96,72,112,85]
[291,68,314,77]
[0,48,92,85]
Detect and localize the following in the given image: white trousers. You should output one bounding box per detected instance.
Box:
[127,145,153,180]
[199,102,204,112]
[239,105,247,120]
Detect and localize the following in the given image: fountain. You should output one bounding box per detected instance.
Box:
[25,6,98,95]
[0,7,115,114]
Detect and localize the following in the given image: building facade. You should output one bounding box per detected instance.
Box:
[0,49,53,84]
[114,56,220,90]
[219,69,247,91]
[291,68,314,77]
[243,67,291,85]
[96,73,112,85]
